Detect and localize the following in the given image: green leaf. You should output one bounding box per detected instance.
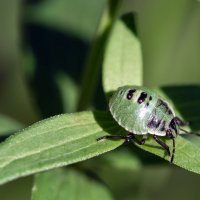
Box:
[0,111,124,185]
[81,148,142,200]
[1,86,200,186]
[32,168,113,200]
[103,13,143,95]
[82,147,141,173]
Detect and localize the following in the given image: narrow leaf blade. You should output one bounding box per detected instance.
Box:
[0,111,124,185]
[103,13,143,95]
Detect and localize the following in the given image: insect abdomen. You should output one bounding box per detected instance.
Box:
[146,99,175,136]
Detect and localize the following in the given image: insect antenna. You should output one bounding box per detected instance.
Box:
[179,128,200,136]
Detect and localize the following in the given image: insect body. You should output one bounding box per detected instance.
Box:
[97,86,191,163]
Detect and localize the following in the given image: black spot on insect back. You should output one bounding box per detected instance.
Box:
[156,99,173,115]
[159,120,166,131]
[126,89,136,100]
[168,109,173,115]
[157,99,168,110]
[147,116,161,129]
[145,96,152,107]
[137,92,147,104]
[169,118,178,134]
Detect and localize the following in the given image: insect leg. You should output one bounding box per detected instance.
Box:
[97,133,147,144]
[171,138,175,163]
[153,135,170,156]
[174,117,200,136]
[174,117,189,126]
[129,134,147,145]
[179,128,200,136]
[96,135,127,141]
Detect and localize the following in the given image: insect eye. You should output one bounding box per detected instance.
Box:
[126,89,136,100]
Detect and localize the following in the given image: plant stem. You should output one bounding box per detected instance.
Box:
[77,0,122,111]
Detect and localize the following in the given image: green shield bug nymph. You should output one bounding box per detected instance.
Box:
[97,85,197,163]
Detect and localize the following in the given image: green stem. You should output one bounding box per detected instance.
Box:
[77,0,122,111]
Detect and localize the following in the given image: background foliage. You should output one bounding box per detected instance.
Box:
[0,0,200,200]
